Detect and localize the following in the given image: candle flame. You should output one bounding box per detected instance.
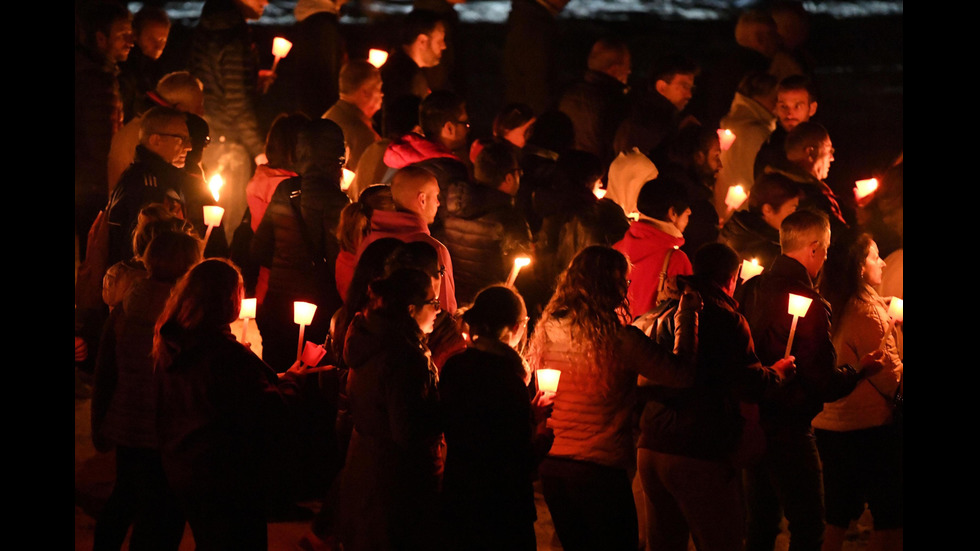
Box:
[272,37,293,59]
[854,177,879,201]
[514,256,531,268]
[208,173,224,202]
[725,184,747,210]
[368,49,389,68]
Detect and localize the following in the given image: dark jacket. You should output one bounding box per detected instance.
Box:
[440,338,540,548]
[433,181,532,304]
[75,45,120,200]
[106,144,190,265]
[190,0,265,158]
[339,312,443,549]
[636,275,780,460]
[118,45,164,122]
[719,210,782,270]
[737,255,862,429]
[558,70,630,166]
[614,88,681,157]
[155,324,301,549]
[765,162,848,233]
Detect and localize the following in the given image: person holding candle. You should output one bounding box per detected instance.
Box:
[528,246,699,551]
[440,285,554,550]
[337,269,445,550]
[737,210,887,551]
[251,118,350,372]
[813,232,903,551]
[154,258,308,550]
[633,243,794,551]
[719,171,801,271]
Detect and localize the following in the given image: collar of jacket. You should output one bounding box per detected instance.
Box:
[769,255,816,289]
[635,215,685,239]
[369,209,430,235]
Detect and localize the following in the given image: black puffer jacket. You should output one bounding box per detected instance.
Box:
[252,120,349,370]
[433,181,532,304]
[719,210,781,270]
[189,0,265,158]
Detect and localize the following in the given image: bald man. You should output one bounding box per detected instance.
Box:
[354,166,457,313]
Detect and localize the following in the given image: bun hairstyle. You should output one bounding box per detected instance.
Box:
[367,268,432,322]
[462,285,526,340]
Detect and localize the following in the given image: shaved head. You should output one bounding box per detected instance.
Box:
[391,165,440,223]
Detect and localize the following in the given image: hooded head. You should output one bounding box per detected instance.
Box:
[295,119,347,177]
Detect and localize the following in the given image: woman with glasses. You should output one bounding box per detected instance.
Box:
[337,269,445,549]
[527,245,699,550]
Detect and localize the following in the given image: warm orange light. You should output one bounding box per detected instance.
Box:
[202,205,224,228]
[536,368,561,394]
[887,297,903,322]
[725,185,747,210]
[740,258,764,282]
[854,178,879,202]
[208,173,224,202]
[368,49,389,68]
[294,301,317,326]
[717,128,736,151]
[342,168,355,191]
[506,255,532,286]
[272,37,293,59]
[240,298,257,319]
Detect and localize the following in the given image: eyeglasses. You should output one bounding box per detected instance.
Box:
[155,132,191,145]
[424,298,441,308]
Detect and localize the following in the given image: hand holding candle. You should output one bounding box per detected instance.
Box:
[717,128,736,151]
[507,255,532,287]
[294,301,317,361]
[239,298,256,344]
[785,293,813,358]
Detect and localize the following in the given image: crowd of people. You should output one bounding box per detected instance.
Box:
[75,0,903,549]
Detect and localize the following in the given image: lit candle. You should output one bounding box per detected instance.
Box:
[506,256,532,287]
[208,173,224,202]
[739,258,765,282]
[368,49,389,68]
[239,298,256,344]
[202,205,225,242]
[880,297,903,350]
[342,168,355,192]
[294,301,317,361]
[271,37,293,73]
[854,177,879,202]
[593,181,607,199]
[785,293,813,358]
[725,185,748,211]
[717,128,736,151]
[627,211,640,222]
[536,368,561,395]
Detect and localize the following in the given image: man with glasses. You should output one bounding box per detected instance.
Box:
[107,107,195,264]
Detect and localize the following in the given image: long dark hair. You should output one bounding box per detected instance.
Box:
[820,231,875,324]
[463,285,526,341]
[530,246,630,389]
[153,259,242,369]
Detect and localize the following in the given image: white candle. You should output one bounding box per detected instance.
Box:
[301,341,327,367]
[717,128,736,151]
[368,49,389,68]
[342,168,356,191]
[506,256,532,287]
[785,293,813,358]
[854,178,879,202]
[294,301,317,361]
[202,205,225,243]
[239,297,256,344]
[739,258,764,282]
[725,185,748,211]
[536,368,561,394]
[271,37,293,73]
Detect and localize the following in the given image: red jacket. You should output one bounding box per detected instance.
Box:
[614,219,693,319]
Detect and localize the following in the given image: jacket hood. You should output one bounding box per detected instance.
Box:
[383,133,458,169]
[296,119,347,177]
[607,148,658,215]
[618,219,685,263]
